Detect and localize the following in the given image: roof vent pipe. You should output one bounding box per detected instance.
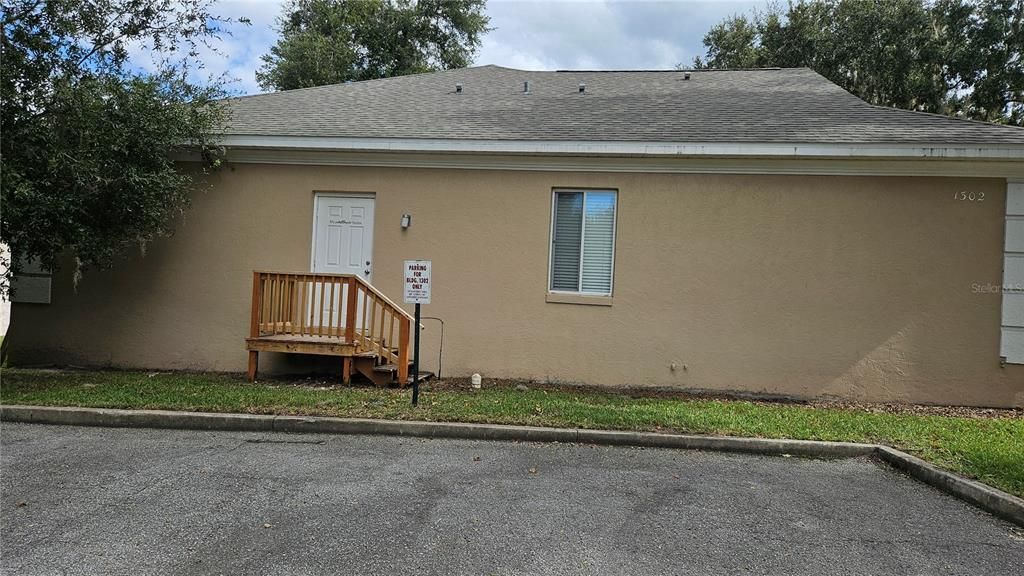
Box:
[578,82,586,94]
[455,83,463,94]
[683,72,691,80]
[523,81,530,94]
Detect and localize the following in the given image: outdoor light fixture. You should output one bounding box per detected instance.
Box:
[401,214,411,229]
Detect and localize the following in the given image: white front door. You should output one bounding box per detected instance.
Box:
[313,195,375,330]
[313,195,375,279]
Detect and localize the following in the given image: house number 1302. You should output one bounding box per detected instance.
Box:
[954,191,985,202]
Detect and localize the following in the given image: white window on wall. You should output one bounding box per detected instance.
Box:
[10,257,51,304]
[1002,180,1024,364]
[549,189,617,296]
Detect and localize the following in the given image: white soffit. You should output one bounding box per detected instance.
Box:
[199,151,1024,179]
[215,135,1024,160]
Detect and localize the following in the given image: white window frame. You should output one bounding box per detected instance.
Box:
[1002,179,1024,364]
[547,188,618,297]
[9,256,52,304]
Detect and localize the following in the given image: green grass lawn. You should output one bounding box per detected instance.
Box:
[2,368,1022,498]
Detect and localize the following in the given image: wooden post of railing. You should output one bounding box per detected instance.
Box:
[342,277,359,384]
[345,277,358,342]
[398,316,410,385]
[248,272,261,382]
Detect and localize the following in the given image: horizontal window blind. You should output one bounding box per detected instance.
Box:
[551,192,583,291]
[581,192,616,294]
[550,190,616,295]
[1003,181,1024,364]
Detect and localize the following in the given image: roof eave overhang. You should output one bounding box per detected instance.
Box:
[188,135,1024,178]
[215,134,1024,161]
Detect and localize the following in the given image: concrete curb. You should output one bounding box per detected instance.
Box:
[273,415,579,443]
[0,406,873,458]
[2,405,1021,527]
[576,428,876,458]
[874,446,1024,527]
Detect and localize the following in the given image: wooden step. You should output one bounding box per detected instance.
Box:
[377,365,434,384]
[352,358,429,388]
[353,356,411,387]
[372,364,408,387]
[402,370,435,387]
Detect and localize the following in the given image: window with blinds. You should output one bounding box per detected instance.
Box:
[549,190,617,296]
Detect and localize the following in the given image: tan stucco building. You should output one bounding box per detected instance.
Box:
[9,67,1024,406]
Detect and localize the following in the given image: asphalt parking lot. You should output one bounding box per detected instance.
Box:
[2,423,1021,575]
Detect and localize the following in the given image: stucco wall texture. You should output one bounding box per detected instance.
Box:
[9,164,1023,407]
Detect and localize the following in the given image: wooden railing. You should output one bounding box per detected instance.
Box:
[249,271,412,381]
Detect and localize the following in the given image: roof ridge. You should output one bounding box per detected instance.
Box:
[552,67,791,73]
[222,65,504,102]
[223,66,821,102]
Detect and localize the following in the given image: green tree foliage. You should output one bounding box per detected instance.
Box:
[693,0,1023,125]
[257,0,490,91]
[695,14,762,69]
[1,0,243,287]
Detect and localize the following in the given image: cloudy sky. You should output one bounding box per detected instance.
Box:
[187,0,763,96]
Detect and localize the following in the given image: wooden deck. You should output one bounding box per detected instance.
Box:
[245,334,360,356]
[245,271,413,386]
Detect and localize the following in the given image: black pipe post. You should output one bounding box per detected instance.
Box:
[412,303,421,406]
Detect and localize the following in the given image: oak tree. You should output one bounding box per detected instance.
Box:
[694,0,1023,125]
[257,0,490,91]
[1,0,245,288]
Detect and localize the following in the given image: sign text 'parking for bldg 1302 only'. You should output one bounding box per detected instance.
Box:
[403,260,431,305]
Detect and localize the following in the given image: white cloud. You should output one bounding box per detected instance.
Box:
[477,0,762,71]
[127,0,762,95]
[202,0,284,94]
[122,0,282,94]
